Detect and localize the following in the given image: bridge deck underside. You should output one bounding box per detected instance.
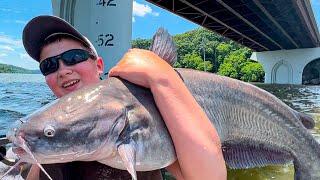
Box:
[147,0,320,52]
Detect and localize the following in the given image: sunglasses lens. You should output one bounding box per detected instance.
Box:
[62,49,89,65]
[40,58,59,76]
[39,49,92,76]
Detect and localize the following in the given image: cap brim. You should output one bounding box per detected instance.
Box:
[23,15,87,61]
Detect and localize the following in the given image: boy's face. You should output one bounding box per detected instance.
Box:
[39,38,104,98]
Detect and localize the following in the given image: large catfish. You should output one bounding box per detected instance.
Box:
[5,29,320,180]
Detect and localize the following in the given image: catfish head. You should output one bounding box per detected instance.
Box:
[7,82,129,165]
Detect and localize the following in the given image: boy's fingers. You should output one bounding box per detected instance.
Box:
[108,67,119,77]
[109,66,129,77]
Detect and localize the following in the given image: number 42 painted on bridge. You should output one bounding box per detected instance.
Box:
[97,0,116,6]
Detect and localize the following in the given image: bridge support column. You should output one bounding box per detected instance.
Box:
[51,0,133,73]
[251,47,320,84]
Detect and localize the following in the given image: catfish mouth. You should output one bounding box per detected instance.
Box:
[9,138,36,163]
[33,152,81,164]
[12,147,26,157]
[10,135,101,164]
[4,136,55,180]
[11,140,79,164]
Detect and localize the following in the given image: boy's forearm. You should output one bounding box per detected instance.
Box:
[150,74,226,180]
[26,165,40,180]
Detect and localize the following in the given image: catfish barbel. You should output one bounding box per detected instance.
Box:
[4,28,320,180]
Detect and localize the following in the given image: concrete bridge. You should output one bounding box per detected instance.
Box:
[251,47,320,84]
[146,0,320,84]
[52,0,320,84]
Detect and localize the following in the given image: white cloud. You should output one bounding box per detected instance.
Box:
[0,53,8,57]
[0,35,22,61]
[152,12,160,16]
[17,53,38,69]
[14,20,27,25]
[0,35,23,47]
[19,53,35,64]
[19,53,38,69]
[0,45,14,51]
[132,16,136,23]
[2,19,27,25]
[0,8,21,13]
[133,1,159,17]
[0,33,38,69]
[19,53,30,59]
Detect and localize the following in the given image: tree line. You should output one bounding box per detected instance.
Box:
[0,63,39,74]
[132,28,265,82]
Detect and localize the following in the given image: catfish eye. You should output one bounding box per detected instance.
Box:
[44,125,55,137]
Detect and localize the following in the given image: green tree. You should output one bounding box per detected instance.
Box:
[131,38,151,49]
[240,62,265,82]
[0,63,38,74]
[218,48,264,82]
[131,27,264,82]
[175,53,213,71]
[217,63,238,78]
[174,28,225,71]
[216,42,232,65]
[221,49,248,78]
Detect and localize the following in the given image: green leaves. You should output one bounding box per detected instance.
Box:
[174,53,213,71]
[240,62,265,82]
[218,63,238,78]
[131,38,151,50]
[131,28,265,82]
[217,48,264,81]
[0,63,38,74]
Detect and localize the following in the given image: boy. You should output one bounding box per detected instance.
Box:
[22,15,226,180]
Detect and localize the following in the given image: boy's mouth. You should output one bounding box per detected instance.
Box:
[62,79,80,88]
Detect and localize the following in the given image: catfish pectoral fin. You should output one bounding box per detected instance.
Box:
[118,142,137,180]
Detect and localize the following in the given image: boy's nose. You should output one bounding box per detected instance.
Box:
[57,60,73,77]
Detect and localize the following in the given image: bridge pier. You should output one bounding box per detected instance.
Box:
[251,47,320,84]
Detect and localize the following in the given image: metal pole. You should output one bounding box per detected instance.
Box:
[202,37,206,72]
[203,47,206,72]
[214,46,217,72]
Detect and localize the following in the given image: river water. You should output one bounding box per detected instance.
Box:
[0,73,319,180]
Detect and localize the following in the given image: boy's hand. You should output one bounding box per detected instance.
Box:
[109,49,176,88]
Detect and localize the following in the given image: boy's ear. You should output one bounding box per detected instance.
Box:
[96,56,104,74]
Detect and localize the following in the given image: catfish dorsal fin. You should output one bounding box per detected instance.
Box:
[149,28,177,66]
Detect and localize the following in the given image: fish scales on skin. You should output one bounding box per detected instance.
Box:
[4,28,320,180]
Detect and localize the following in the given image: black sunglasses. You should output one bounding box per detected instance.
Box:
[39,49,96,76]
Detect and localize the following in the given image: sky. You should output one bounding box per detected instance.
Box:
[0,0,319,70]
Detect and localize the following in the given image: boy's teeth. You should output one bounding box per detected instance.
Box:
[63,80,79,88]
